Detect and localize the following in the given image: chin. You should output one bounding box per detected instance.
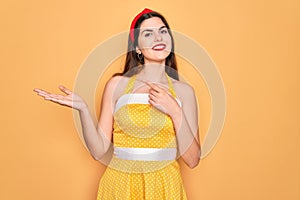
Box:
[152,53,170,61]
[148,57,167,63]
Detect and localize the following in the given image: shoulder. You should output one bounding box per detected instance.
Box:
[104,75,131,102]
[106,75,123,87]
[171,80,198,111]
[170,79,196,104]
[172,79,195,96]
[105,75,130,90]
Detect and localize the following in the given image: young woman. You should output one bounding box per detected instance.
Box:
[34,8,201,200]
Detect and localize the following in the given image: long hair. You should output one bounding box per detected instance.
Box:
[114,11,179,80]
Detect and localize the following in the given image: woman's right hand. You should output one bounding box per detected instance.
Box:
[33,85,87,111]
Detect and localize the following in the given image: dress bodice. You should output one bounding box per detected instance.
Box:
[112,74,180,149]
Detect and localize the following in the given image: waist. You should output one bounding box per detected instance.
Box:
[113,147,177,161]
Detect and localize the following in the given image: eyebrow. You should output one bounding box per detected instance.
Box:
[141,25,167,34]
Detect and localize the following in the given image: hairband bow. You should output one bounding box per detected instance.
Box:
[130,8,154,42]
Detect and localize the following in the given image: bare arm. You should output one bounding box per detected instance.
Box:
[169,85,201,168]
[34,76,120,160]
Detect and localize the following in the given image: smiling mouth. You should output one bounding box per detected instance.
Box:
[152,44,166,51]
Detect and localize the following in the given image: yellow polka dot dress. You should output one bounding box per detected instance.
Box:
[97,74,187,200]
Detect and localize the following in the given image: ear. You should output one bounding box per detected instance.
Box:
[135,46,141,54]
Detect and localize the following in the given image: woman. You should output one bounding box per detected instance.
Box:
[34,8,201,200]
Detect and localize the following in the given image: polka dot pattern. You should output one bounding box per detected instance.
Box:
[113,104,177,148]
[97,74,187,200]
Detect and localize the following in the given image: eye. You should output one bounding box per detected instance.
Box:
[144,32,153,37]
[160,29,168,34]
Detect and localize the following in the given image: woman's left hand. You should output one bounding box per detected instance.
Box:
[147,82,181,117]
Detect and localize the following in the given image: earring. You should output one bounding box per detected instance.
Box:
[137,53,143,62]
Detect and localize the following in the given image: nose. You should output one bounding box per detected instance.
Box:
[154,31,162,41]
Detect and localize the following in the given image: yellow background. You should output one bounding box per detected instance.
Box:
[1,0,299,199]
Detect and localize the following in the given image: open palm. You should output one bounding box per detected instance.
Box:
[34,85,87,111]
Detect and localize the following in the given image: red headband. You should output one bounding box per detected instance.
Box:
[130,8,153,42]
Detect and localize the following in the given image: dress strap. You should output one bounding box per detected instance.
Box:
[166,74,176,98]
[123,73,177,97]
[123,75,137,94]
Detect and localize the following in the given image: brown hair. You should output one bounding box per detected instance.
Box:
[114,11,179,80]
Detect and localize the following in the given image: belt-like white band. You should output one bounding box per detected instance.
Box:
[114,147,177,161]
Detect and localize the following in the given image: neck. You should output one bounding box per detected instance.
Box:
[138,63,167,83]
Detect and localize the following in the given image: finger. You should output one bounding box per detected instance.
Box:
[148,98,158,107]
[149,85,170,98]
[45,96,72,107]
[59,85,72,95]
[56,94,65,100]
[47,93,61,99]
[33,88,49,96]
[35,92,47,98]
[149,86,159,96]
[148,99,166,113]
[147,84,163,97]
[148,82,170,94]
[146,82,161,92]
[34,89,65,100]
[148,93,158,102]
[44,96,61,103]
[144,81,154,87]
[36,91,51,98]
[151,84,173,97]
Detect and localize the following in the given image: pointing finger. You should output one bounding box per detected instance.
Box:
[146,82,163,92]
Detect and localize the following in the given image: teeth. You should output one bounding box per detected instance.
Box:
[153,45,165,50]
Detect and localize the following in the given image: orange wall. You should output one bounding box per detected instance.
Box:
[1,0,299,199]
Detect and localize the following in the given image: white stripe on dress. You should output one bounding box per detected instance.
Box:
[114,93,182,113]
[114,147,177,161]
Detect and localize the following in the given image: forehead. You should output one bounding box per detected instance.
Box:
[139,17,166,30]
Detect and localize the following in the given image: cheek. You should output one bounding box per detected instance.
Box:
[165,35,172,43]
[138,37,154,50]
[163,34,172,43]
[164,37,172,51]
